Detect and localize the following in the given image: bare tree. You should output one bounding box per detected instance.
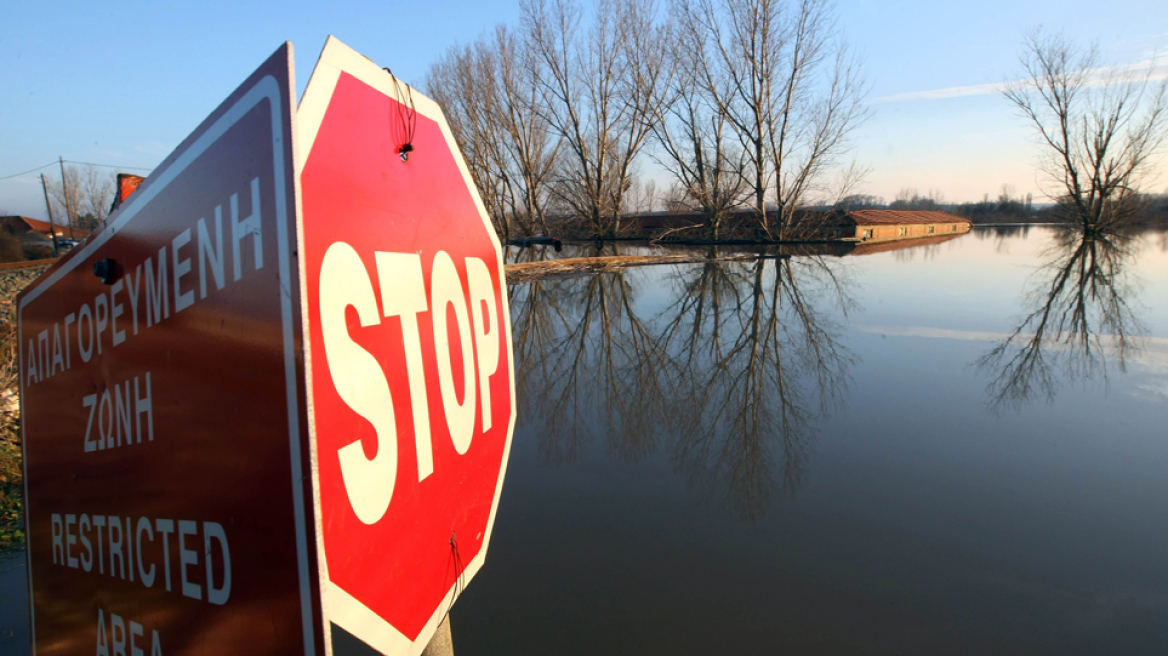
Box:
[429,41,513,239]
[1004,29,1168,231]
[47,166,82,233]
[836,193,884,209]
[80,166,114,225]
[492,26,563,237]
[522,0,672,237]
[650,19,750,239]
[674,0,867,239]
[888,186,944,210]
[429,27,563,242]
[622,177,659,215]
[47,164,114,233]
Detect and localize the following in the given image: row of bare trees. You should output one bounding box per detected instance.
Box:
[427,0,868,241]
[44,164,115,234]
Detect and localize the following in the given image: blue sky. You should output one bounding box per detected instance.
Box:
[2,0,1166,218]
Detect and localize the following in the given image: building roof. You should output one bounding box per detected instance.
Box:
[0,215,88,239]
[22,217,64,235]
[117,173,145,202]
[846,209,970,226]
[111,173,146,213]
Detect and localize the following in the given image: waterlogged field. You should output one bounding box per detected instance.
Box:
[3,227,1168,654]
[453,226,1168,655]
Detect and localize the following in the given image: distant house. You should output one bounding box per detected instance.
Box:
[1,215,66,239]
[628,208,971,243]
[847,230,968,255]
[845,210,970,243]
[0,215,88,246]
[661,229,970,259]
[110,173,146,213]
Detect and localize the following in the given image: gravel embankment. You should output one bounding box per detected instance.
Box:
[0,264,52,323]
[1,262,51,390]
[2,263,48,554]
[1,263,49,424]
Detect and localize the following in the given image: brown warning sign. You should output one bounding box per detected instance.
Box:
[17,44,321,654]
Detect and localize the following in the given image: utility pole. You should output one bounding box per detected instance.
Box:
[40,174,59,257]
[59,156,76,240]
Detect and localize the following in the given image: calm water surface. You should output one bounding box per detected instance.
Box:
[4,227,1167,655]
[452,226,1168,655]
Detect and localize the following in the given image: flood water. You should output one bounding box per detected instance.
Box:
[451,226,1168,655]
[4,226,1168,655]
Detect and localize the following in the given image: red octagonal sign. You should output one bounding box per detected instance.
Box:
[298,38,516,654]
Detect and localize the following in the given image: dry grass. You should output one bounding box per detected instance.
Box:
[0,265,53,553]
[0,316,22,553]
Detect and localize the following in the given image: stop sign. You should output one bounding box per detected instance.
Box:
[297,37,516,654]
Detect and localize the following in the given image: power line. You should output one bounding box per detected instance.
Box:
[0,159,154,182]
[63,159,154,172]
[0,161,57,181]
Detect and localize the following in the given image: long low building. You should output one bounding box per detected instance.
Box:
[845,209,971,243]
[627,208,972,243]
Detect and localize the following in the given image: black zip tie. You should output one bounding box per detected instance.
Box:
[441,531,467,621]
[383,67,417,161]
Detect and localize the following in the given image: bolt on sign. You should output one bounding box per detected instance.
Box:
[18,37,516,656]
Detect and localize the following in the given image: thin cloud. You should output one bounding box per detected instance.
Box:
[134,141,172,156]
[876,60,1168,103]
[1132,381,1168,403]
[858,324,1168,370]
[877,82,1002,103]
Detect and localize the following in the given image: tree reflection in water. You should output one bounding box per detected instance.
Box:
[511,271,669,465]
[509,251,855,519]
[977,226,1146,409]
